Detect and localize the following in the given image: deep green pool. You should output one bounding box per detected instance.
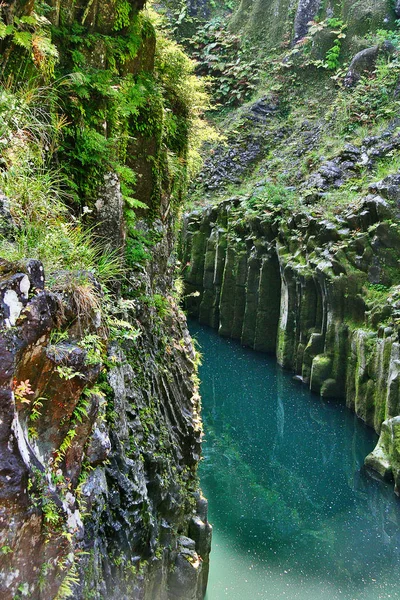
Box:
[189,322,400,600]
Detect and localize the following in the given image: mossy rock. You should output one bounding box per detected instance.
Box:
[310,354,332,394]
[320,378,340,398]
[365,418,395,480]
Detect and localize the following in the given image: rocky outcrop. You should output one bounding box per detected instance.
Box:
[195,92,400,200]
[181,191,400,493]
[0,191,16,240]
[77,231,212,599]
[192,96,280,193]
[344,45,380,87]
[294,0,322,42]
[95,173,126,253]
[0,239,211,599]
[187,0,210,18]
[0,261,97,599]
[229,0,395,51]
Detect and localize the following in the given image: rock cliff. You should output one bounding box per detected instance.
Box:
[0,233,211,600]
[177,1,400,503]
[230,0,396,53]
[0,1,211,599]
[181,155,400,496]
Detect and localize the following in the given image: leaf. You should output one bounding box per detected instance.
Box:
[19,16,37,26]
[12,30,32,50]
[0,22,13,39]
[125,196,148,209]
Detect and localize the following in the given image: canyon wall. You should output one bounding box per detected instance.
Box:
[0,1,211,598]
[0,245,211,600]
[181,180,400,494]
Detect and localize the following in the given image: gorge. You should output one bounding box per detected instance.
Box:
[1,0,400,599]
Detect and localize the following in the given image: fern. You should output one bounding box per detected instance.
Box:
[54,429,76,468]
[19,15,37,26]
[55,562,80,600]
[125,197,148,209]
[72,398,90,423]
[12,30,32,49]
[0,20,13,39]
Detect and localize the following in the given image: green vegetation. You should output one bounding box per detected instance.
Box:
[0,5,209,596]
[0,8,58,79]
[0,82,123,283]
[187,20,400,219]
[244,182,297,211]
[185,17,260,107]
[0,2,214,288]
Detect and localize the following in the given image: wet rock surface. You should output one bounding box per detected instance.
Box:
[181,189,400,495]
[0,246,211,600]
[79,276,211,600]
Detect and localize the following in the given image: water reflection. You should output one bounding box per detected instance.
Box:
[190,322,400,600]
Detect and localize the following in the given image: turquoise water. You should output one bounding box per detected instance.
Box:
[190,322,400,600]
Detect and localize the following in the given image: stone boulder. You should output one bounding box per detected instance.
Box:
[95,172,126,253]
[294,0,322,42]
[369,173,400,207]
[365,416,400,492]
[344,46,380,87]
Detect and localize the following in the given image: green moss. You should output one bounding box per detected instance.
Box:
[310,355,332,394]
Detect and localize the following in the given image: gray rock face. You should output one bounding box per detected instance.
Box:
[0,190,16,239]
[294,0,322,41]
[395,0,400,18]
[0,229,211,600]
[369,173,400,206]
[301,127,400,192]
[95,172,126,253]
[193,95,279,192]
[86,423,111,465]
[365,411,400,494]
[196,108,400,201]
[344,46,380,87]
[180,189,400,495]
[187,0,210,18]
[75,237,211,600]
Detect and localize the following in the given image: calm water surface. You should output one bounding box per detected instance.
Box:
[189,322,400,600]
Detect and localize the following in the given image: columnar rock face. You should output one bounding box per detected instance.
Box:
[0,240,212,600]
[181,195,400,494]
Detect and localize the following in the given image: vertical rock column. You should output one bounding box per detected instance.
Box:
[183,220,209,317]
[199,228,227,328]
[231,245,249,340]
[254,252,281,353]
[276,263,299,369]
[218,238,250,339]
[241,248,261,348]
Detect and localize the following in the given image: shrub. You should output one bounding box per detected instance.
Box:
[185,18,259,107]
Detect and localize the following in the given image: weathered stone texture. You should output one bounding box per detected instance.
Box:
[229,0,394,51]
[0,248,211,599]
[181,191,400,495]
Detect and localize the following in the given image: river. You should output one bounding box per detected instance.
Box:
[189,322,400,600]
